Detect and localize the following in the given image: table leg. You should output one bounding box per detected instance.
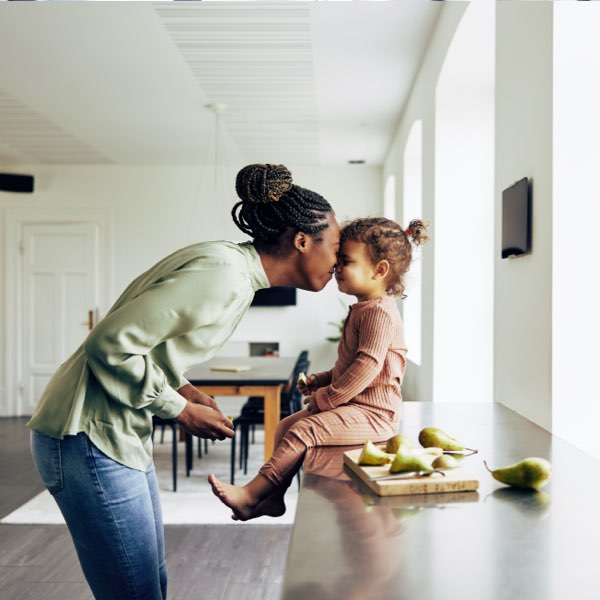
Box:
[263,386,282,461]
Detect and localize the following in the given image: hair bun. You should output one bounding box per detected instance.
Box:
[235,164,293,204]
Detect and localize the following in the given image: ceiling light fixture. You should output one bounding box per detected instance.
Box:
[185,102,244,244]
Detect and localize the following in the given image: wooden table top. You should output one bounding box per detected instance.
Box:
[185,356,297,386]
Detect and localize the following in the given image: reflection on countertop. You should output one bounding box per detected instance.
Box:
[282,402,600,600]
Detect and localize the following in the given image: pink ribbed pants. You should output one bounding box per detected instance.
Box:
[258,405,398,488]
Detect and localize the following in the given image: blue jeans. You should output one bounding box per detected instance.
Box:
[30,431,167,600]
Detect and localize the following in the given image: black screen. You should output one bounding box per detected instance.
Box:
[251,286,296,306]
[0,173,34,193]
[501,177,531,259]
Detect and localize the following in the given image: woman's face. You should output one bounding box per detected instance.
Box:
[298,214,341,291]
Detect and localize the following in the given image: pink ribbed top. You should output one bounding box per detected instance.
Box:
[312,295,407,421]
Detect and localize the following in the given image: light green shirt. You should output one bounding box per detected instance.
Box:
[27,241,269,471]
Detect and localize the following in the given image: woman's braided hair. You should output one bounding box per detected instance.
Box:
[232,164,334,251]
[340,217,430,298]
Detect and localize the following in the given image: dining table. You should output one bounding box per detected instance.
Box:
[185,355,297,460]
[282,401,600,600]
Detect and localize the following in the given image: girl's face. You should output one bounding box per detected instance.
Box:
[335,239,385,301]
[297,214,341,292]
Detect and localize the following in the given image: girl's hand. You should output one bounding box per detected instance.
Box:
[297,373,318,396]
[304,395,321,414]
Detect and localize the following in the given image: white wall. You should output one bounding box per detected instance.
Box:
[434,0,495,404]
[553,3,600,459]
[383,2,468,402]
[495,2,554,431]
[0,163,381,415]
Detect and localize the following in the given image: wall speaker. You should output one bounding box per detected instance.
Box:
[0,173,35,193]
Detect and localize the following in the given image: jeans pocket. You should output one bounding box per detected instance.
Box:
[30,431,64,495]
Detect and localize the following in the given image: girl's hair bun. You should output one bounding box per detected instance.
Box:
[405,219,430,246]
[235,164,293,204]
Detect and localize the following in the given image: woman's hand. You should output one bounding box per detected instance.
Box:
[175,402,234,440]
[178,383,220,411]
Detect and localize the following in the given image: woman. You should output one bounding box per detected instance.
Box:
[27,163,340,600]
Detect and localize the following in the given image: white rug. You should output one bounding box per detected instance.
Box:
[2,426,297,526]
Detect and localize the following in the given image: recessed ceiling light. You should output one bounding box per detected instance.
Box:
[348,160,365,165]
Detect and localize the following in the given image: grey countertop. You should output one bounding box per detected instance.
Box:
[282,402,600,600]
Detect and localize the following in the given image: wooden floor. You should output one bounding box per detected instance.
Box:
[0,418,291,600]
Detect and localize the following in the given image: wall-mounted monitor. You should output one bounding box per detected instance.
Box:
[251,286,296,307]
[501,177,531,259]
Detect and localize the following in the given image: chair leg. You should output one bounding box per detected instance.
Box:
[239,426,245,470]
[171,424,177,492]
[185,432,193,477]
[243,425,250,475]
[198,437,202,459]
[230,427,236,485]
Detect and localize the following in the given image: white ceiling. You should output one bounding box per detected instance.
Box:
[0,1,442,167]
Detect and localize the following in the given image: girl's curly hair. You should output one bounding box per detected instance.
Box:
[340,217,429,297]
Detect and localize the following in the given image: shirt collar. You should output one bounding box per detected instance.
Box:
[239,241,270,292]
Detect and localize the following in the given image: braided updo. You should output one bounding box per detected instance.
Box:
[232,164,334,250]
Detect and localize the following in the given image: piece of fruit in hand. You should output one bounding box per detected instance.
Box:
[297,372,308,388]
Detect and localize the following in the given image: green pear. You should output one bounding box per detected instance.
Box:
[384,434,414,454]
[432,454,459,469]
[358,440,392,466]
[389,447,432,474]
[484,458,552,490]
[419,427,476,453]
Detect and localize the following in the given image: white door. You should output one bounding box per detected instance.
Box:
[20,222,99,415]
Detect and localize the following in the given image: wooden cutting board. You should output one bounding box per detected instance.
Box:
[343,447,480,497]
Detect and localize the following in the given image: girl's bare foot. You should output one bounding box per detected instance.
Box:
[252,492,286,519]
[208,474,287,521]
[208,474,257,521]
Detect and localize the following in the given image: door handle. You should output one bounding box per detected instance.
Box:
[82,309,99,330]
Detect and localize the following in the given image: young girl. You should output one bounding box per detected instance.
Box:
[209,216,429,521]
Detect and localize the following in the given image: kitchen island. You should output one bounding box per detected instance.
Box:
[282,402,599,600]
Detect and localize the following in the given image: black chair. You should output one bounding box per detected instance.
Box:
[152,416,193,492]
[229,351,309,485]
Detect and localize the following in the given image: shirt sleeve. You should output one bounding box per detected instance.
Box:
[83,264,242,419]
[313,306,394,411]
[312,370,333,388]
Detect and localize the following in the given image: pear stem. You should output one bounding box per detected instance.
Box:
[483,460,493,473]
[443,448,478,456]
